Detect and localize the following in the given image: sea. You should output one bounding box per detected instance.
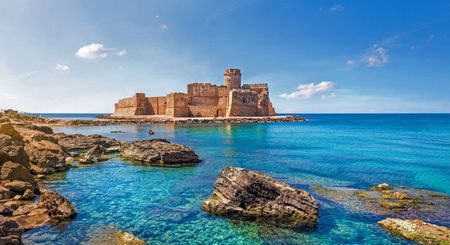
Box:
[23,114,450,244]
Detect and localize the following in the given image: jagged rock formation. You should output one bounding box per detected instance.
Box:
[120,139,201,166]
[203,166,319,228]
[378,218,450,244]
[114,68,276,117]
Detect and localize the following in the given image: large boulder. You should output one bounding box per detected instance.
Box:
[0,216,24,245]
[25,140,69,174]
[203,167,319,228]
[0,134,29,168]
[54,133,119,151]
[0,162,38,192]
[39,189,77,221]
[120,139,201,166]
[378,218,450,244]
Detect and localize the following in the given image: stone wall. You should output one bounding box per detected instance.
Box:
[147,96,167,115]
[226,89,258,117]
[114,93,151,116]
[188,83,219,106]
[166,93,190,117]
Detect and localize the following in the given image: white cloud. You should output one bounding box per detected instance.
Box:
[366,45,388,67]
[280,81,335,99]
[55,64,70,71]
[330,4,344,12]
[75,43,126,59]
[160,24,168,30]
[76,43,109,59]
[155,15,160,19]
[116,50,127,56]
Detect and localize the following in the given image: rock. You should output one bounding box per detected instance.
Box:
[148,129,155,135]
[110,130,125,133]
[2,181,33,193]
[80,145,108,164]
[203,166,319,228]
[0,134,29,168]
[313,185,450,224]
[0,185,14,199]
[21,189,36,200]
[0,216,24,245]
[39,189,76,221]
[120,139,201,166]
[0,204,13,216]
[378,218,450,244]
[54,133,119,151]
[12,203,39,216]
[25,140,69,174]
[372,183,392,191]
[12,213,50,230]
[116,231,146,245]
[0,162,38,192]
[0,122,23,143]
[105,146,120,153]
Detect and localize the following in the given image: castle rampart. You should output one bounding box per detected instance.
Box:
[114,68,276,117]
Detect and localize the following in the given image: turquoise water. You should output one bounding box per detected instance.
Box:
[23,114,450,244]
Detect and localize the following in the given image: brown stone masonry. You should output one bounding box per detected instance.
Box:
[114,68,276,117]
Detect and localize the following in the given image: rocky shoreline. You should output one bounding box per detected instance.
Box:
[37,115,306,128]
[0,111,202,244]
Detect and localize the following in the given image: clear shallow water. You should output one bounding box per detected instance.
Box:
[23,114,450,244]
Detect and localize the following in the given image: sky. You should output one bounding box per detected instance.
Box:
[0,0,449,113]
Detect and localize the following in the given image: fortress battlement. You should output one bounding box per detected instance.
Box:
[114,68,276,117]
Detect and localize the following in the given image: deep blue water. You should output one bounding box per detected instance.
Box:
[23,114,450,244]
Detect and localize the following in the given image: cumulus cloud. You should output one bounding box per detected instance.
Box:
[366,45,388,67]
[280,81,335,99]
[330,4,344,12]
[55,64,70,71]
[76,43,126,59]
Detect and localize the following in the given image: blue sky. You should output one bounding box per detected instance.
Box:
[0,0,449,113]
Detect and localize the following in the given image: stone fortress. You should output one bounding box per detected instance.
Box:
[114,68,276,117]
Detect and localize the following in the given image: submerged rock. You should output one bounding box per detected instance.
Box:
[313,184,450,225]
[116,231,146,245]
[120,139,200,166]
[203,166,319,228]
[378,218,450,244]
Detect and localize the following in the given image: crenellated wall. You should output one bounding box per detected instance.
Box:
[114,68,276,117]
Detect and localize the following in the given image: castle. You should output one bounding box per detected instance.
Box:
[114,68,276,117]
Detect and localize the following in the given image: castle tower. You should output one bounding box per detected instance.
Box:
[224,68,241,89]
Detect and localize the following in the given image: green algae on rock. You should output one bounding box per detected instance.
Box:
[313,184,450,224]
[203,166,319,228]
[378,218,450,245]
